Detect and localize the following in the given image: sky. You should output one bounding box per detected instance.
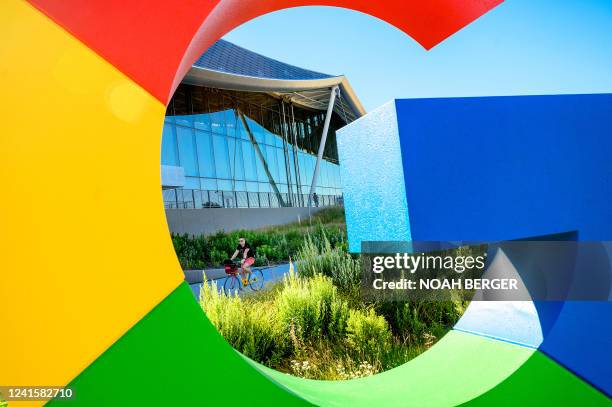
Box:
[223,0,612,111]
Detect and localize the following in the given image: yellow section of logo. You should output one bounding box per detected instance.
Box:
[0,0,183,395]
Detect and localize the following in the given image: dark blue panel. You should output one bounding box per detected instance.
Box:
[395,93,612,395]
[395,94,612,241]
[540,301,612,396]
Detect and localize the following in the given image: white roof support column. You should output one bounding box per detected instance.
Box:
[237,109,286,207]
[308,85,339,207]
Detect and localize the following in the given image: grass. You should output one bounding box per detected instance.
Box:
[197,207,471,380]
[296,233,361,302]
[201,267,431,380]
[200,234,468,380]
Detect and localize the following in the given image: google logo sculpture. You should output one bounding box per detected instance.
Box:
[1,0,609,405]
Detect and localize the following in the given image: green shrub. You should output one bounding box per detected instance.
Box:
[258,244,282,261]
[253,253,268,267]
[200,279,286,364]
[196,209,472,381]
[275,270,349,347]
[310,207,345,224]
[171,208,347,268]
[172,234,208,269]
[199,264,461,380]
[208,232,236,260]
[346,308,391,363]
[296,234,360,299]
[209,248,226,267]
[376,300,464,346]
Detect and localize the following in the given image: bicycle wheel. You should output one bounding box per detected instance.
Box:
[223,275,240,296]
[248,269,264,291]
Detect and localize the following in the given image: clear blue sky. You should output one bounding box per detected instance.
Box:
[223,0,612,111]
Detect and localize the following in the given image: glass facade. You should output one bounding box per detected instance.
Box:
[162,85,345,208]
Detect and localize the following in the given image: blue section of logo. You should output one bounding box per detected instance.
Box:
[337,101,411,252]
[338,94,612,395]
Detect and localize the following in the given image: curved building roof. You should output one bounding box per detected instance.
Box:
[194,39,334,81]
[184,39,365,122]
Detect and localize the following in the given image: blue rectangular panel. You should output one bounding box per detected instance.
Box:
[337,101,411,252]
[395,94,612,241]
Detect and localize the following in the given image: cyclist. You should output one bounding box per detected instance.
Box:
[230,237,255,285]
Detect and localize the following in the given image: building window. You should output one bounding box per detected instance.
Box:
[162,85,346,206]
[176,126,198,176]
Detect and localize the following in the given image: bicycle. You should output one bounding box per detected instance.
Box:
[222,259,265,295]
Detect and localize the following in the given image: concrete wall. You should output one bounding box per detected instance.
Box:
[165,206,326,236]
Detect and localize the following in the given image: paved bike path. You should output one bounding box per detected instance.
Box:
[187,263,291,298]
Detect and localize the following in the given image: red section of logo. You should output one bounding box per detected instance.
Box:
[27,0,503,104]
